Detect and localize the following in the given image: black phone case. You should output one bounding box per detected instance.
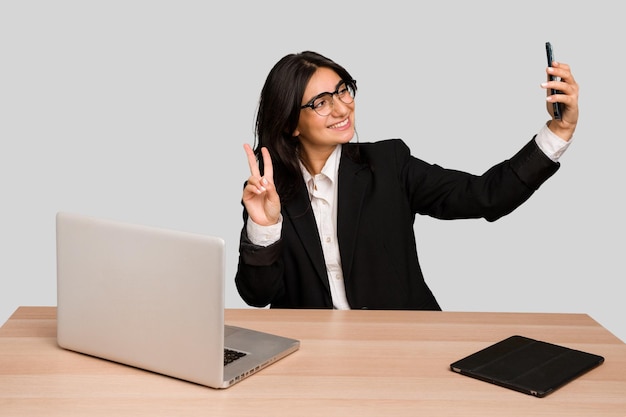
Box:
[545,42,562,120]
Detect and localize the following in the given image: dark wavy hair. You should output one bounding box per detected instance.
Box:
[253,51,357,203]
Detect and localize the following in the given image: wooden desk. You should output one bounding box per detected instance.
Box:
[1,307,625,416]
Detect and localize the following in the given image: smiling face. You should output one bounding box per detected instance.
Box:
[294,67,356,172]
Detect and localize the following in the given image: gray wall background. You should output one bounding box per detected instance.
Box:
[2,1,624,342]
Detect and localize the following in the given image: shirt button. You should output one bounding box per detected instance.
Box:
[326,237,331,243]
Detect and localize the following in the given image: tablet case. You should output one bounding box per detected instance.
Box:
[450,335,604,397]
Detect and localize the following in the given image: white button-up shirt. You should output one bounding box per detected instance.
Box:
[299,145,350,309]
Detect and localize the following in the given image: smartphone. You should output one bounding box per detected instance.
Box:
[545,42,562,120]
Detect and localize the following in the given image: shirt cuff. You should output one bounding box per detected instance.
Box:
[534,121,572,162]
[246,214,283,247]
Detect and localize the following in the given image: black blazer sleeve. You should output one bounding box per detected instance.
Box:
[399,136,559,222]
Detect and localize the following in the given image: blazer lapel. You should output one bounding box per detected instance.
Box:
[283,183,330,292]
[337,153,371,283]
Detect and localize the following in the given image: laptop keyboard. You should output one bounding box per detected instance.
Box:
[224,348,247,366]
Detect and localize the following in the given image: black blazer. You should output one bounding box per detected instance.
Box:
[236,138,559,310]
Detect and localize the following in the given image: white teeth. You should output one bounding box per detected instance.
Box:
[330,119,349,129]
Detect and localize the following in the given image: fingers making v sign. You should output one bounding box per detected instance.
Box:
[242,144,281,226]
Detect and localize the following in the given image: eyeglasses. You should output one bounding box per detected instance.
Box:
[300,80,357,116]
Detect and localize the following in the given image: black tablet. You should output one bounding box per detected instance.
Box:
[450,335,604,397]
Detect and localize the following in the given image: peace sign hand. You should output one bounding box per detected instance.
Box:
[242,144,281,226]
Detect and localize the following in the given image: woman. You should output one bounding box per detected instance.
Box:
[236,51,578,310]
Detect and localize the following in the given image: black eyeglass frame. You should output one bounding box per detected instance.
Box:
[300,79,357,115]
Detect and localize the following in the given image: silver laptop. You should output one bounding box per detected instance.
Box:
[55,211,299,388]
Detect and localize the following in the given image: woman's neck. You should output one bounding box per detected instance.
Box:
[299,145,337,175]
